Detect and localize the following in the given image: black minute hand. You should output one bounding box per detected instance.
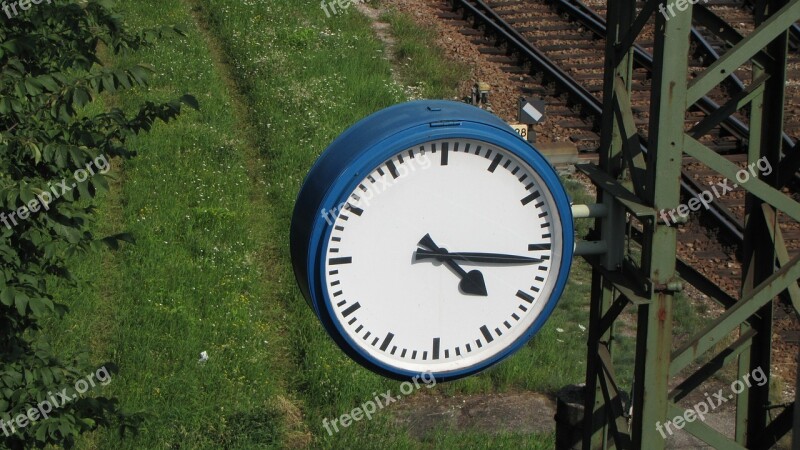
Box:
[415,249,542,265]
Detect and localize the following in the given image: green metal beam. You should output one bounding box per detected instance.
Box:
[687,0,800,104]
[682,137,800,223]
[689,74,767,139]
[670,249,800,375]
[667,404,748,449]
[576,164,656,219]
[583,0,797,444]
[668,328,756,403]
[613,76,647,196]
[630,0,690,444]
[762,203,800,312]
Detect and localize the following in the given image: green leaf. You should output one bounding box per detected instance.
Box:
[37,75,59,92]
[91,174,109,193]
[73,87,91,107]
[25,78,43,96]
[1,286,14,306]
[35,423,48,442]
[29,297,45,316]
[15,292,29,315]
[128,65,152,85]
[29,142,42,164]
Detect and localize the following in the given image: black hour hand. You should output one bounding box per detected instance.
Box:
[416,234,488,296]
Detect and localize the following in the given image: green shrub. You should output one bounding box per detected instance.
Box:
[0,1,195,447]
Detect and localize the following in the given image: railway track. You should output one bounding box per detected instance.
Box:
[440,0,800,276]
[435,0,799,381]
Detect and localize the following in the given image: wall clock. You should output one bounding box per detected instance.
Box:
[290,100,573,381]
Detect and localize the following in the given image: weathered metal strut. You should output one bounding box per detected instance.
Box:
[581,0,800,447]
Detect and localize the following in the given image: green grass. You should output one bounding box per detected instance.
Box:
[47,1,300,447]
[380,7,472,100]
[38,0,609,448]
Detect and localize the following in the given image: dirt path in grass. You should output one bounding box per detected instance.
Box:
[181,1,311,446]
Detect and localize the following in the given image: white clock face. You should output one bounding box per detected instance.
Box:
[323,138,565,374]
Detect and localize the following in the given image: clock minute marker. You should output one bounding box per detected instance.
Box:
[342,302,360,317]
[488,154,502,172]
[347,204,364,216]
[386,160,399,179]
[521,190,542,206]
[380,333,395,351]
[480,325,494,343]
[517,290,535,303]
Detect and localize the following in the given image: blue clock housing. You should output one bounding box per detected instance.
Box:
[290,100,574,381]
